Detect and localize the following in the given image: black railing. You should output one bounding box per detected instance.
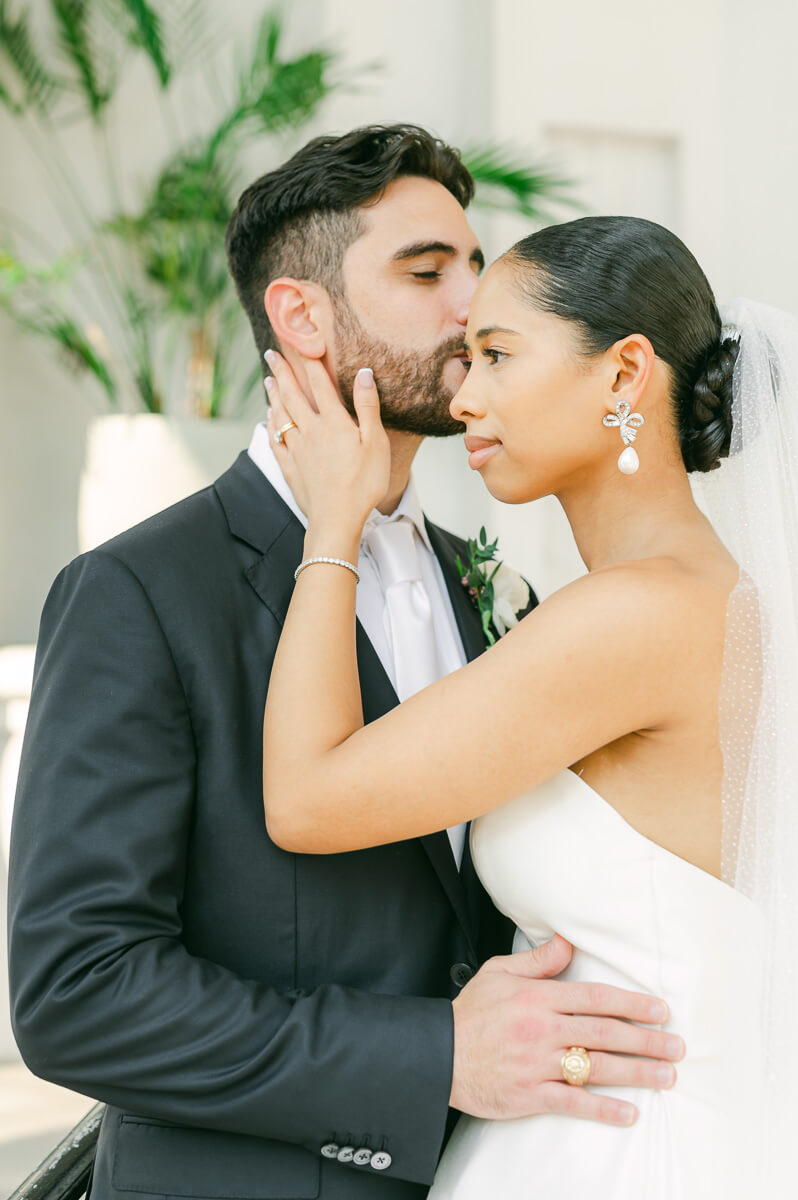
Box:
[8,1103,104,1200]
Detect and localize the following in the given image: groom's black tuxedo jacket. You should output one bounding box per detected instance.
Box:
[8,451,537,1200]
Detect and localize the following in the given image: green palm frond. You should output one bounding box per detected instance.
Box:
[464,144,581,222]
[207,299,241,418]
[0,246,118,406]
[261,8,280,64]
[110,212,231,316]
[251,50,333,132]
[107,140,234,317]
[121,283,161,411]
[47,312,119,404]
[159,0,218,77]
[0,245,80,295]
[143,142,233,224]
[0,0,61,114]
[51,0,114,120]
[109,0,170,86]
[0,74,17,110]
[212,13,336,152]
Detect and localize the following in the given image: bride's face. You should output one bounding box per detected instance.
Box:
[451,260,612,504]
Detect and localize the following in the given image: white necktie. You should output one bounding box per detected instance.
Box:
[364,517,442,700]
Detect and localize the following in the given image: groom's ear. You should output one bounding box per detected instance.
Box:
[264,278,331,359]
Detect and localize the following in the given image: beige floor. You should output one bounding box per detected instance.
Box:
[0,1061,93,1198]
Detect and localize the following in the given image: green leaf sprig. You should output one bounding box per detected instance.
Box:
[455,526,503,647]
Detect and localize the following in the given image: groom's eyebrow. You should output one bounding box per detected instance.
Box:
[391,240,485,271]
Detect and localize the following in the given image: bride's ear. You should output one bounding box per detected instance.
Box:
[264,278,331,359]
[606,333,656,411]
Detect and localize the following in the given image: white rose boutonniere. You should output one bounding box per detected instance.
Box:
[456,527,531,646]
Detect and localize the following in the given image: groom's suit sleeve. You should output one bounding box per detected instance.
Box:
[8,549,454,1188]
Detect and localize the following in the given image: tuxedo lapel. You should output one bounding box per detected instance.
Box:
[215,454,477,954]
[426,519,493,950]
[216,455,405,716]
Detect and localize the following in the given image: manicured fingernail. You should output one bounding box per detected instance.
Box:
[649,1001,668,1023]
[619,1106,636,1125]
[356,367,374,387]
[666,1037,685,1060]
[264,376,275,395]
[656,1065,675,1088]
[264,348,276,365]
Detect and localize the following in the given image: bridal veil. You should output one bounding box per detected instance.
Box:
[691,298,798,1194]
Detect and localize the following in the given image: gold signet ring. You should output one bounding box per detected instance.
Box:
[561,1046,591,1086]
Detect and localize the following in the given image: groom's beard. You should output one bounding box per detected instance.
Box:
[332,295,466,437]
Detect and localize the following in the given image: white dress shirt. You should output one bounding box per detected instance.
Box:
[248,421,468,866]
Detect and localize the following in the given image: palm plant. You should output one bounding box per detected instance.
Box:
[0,1,576,418]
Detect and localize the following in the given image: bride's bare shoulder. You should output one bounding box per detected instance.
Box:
[512,554,730,660]
[525,555,692,614]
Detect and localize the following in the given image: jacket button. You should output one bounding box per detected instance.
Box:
[321,1143,339,1158]
[337,1146,355,1162]
[450,962,475,988]
[353,1148,373,1166]
[370,1151,392,1171]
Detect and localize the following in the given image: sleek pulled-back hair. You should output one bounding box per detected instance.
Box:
[503,216,740,473]
[225,123,475,358]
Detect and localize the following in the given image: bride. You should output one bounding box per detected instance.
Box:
[259,215,797,1198]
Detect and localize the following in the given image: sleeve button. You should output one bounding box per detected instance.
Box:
[336,1146,355,1162]
[353,1148,373,1166]
[321,1143,339,1159]
[370,1151,392,1171]
[450,962,475,987]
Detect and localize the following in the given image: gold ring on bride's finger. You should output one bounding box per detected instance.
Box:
[274,420,297,445]
[561,1046,591,1086]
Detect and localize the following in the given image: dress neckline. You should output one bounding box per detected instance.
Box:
[562,768,746,903]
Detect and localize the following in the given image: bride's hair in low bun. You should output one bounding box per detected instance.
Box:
[502,216,737,473]
[681,335,740,472]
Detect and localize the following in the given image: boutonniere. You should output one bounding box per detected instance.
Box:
[456,527,531,646]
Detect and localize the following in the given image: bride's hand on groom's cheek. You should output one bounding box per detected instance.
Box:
[450,934,684,1126]
[265,349,390,533]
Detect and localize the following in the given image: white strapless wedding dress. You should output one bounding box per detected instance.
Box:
[429,769,764,1200]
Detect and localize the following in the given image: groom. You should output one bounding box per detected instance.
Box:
[9,125,678,1199]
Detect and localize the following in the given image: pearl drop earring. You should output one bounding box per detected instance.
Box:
[603,401,645,474]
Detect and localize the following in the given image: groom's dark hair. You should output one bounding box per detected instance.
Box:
[225,123,475,359]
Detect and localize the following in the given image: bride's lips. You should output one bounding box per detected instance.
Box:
[464,434,502,470]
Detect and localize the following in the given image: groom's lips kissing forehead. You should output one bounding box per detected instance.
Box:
[465,433,502,471]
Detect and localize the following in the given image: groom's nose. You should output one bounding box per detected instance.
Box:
[451,266,478,330]
[454,293,472,328]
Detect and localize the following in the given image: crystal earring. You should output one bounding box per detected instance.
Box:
[603,400,645,474]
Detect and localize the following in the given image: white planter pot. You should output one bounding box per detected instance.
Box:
[78,414,253,552]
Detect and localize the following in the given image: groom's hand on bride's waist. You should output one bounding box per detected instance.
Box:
[450,934,685,1127]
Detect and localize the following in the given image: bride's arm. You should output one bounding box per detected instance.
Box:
[263,352,681,853]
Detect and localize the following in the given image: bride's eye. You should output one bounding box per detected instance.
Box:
[483,347,508,365]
